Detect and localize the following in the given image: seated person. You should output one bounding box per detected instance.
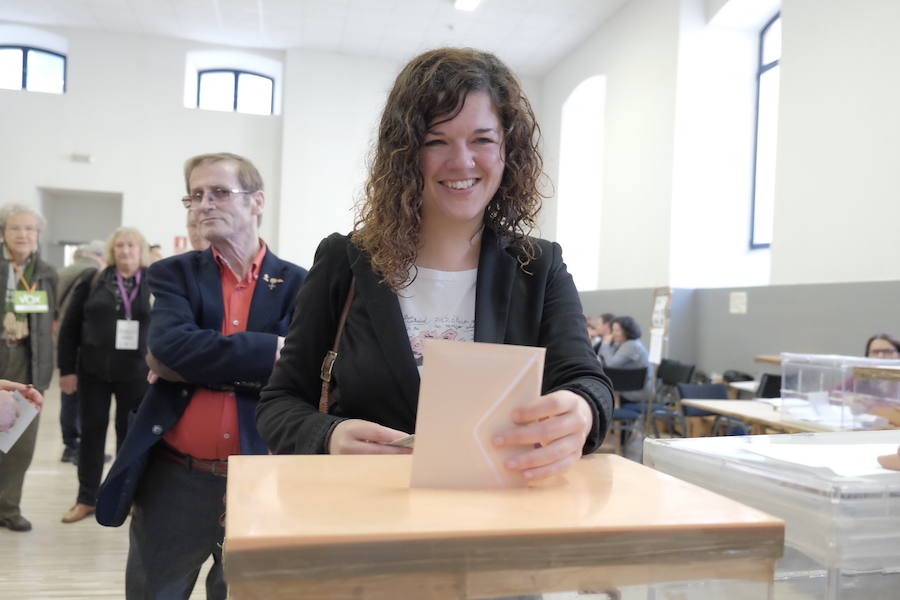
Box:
[865,334,900,359]
[586,313,614,354]
[598,316,651,404]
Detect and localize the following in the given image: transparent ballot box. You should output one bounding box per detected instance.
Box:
[779,353,900,430]
[644,430,900,599]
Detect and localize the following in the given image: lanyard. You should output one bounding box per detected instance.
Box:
[12,264,37,292]
[116,270,142,320]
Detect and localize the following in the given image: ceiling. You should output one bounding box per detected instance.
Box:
[0,0,629,76]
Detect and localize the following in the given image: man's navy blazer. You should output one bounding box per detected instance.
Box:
[95,247,307,527]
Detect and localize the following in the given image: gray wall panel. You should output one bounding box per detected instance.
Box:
[580,281,900,378]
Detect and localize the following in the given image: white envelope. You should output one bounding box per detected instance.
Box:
[411,339,545,489]
[0,391,39,454]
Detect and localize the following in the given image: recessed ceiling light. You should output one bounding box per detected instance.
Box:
[454,0,482,11]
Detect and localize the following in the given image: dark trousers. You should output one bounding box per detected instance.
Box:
[126,453,227,600]
[76,375,146,506]
[60,390,80,449]
[0,341,38,520]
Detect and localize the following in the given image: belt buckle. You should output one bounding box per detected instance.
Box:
[210,461,227,477]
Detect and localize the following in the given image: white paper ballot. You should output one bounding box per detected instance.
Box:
[745,442,900,477]
[411,339,545,489]
[0,392,39,454]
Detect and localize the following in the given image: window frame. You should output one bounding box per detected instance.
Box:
[0,45,67,93]
[749,12,780,250]
[196,68,274,115]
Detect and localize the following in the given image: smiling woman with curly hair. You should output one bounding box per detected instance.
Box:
[258,47,613,483]
[355,47,543,289]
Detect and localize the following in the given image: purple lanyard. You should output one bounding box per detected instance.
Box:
[115,270,142,320]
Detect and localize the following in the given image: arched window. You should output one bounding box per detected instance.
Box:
[0,46,66,94]
[750,13,781,248]
[557,75,606,290]
[197,69,274,115]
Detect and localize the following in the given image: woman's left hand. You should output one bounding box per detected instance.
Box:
[492,390,593,481]
[0,379,43,409]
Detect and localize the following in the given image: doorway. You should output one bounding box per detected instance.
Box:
[39,188,122,270]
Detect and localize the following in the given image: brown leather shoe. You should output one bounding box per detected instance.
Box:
[0,515,32,531]
[61,503,96,524]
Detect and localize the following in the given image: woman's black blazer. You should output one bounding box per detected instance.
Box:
[257,230,613,454]
[58,266,151,382]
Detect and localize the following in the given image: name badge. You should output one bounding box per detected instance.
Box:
[13,290,49,313]
[115,319,140,351]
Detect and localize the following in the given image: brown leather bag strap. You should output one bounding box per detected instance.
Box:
[319,277,356,414]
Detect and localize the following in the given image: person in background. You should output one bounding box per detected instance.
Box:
[148,244,164,264]
[587,312,614,354]
[256,48,612,483]
[865,333,900,359]
[58,227,153,524]
[186,208,210,252]
[598,315,651,403]
[95,152,307,600]
[56,240,107,464]
[0,203,58,533]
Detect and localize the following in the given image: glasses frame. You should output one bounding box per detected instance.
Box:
[182,187,253,209]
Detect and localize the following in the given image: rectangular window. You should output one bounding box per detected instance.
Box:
[26,48,66,94]
[750,14,781,249]
[0,48,24,90]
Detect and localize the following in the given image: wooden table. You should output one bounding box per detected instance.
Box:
[854,364,900,382]
[754,354,782,366]
[224,454,784,599]
[681,399,838,434]
[728,380,759,398]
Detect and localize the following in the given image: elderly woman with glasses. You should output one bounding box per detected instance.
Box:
[0,203,57,533]
[58,227,153,524]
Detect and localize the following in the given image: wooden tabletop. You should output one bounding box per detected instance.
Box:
[854,364,900,382]
[681,399,837,433]
[224,454,783,599]
[754,354,782,365]
[728,380,759,394]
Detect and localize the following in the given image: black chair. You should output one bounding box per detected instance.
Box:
[675,383,747,436]
[605,367,649,455]
[756,373,782,398]
[648,359,695,437]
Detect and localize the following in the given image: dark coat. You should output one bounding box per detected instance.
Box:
[0,253,57,391]
[95,247,307,527]
[256,231,613,455]
[57,266,152,382]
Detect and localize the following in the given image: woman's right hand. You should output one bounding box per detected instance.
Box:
[59,374,78,395]
[328,419,413,455]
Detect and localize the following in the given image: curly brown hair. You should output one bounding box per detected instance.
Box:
[353,47,544,290]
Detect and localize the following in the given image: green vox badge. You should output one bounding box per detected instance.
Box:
[13,290,49,313]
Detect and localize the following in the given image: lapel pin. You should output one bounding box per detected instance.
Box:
[262,273,284,291]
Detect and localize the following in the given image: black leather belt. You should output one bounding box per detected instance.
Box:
[154,443,228,477]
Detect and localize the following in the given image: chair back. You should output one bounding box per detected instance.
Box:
[657,359,695,386]
[756,373,782,398]
[605,367,648,393]
[676,383,729,400]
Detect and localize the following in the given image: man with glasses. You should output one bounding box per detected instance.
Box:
[95,153,307,600]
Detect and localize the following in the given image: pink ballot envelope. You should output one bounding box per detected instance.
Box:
[411,339,545,489]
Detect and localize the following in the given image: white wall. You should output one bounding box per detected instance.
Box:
[277,49,400,269]
[540,0,681,290]
[0,24,284,257]
[770,0,900,284]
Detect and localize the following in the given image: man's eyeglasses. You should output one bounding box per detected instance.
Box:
[182,188,253,209]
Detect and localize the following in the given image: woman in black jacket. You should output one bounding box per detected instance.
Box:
[257,48,613,482]
[58,227,152,523]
